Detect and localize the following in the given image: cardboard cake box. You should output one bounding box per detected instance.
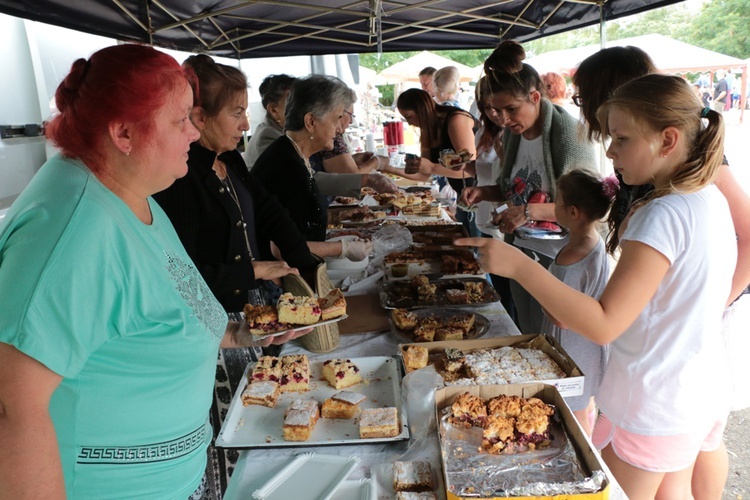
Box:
[399,334,585,397]
[435,383,610,500]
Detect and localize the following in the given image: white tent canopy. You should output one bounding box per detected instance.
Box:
[525,34,747,76]
[377,50,474,84]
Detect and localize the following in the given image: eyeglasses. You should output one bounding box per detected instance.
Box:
[572,94,582,107]
[344,109,355,119]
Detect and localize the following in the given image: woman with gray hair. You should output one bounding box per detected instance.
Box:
[252,74,394,246]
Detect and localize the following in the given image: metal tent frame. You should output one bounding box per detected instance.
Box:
[0,0,682,59]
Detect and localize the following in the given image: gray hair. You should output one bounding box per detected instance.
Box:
[285,74,353,131]
[434,65,460,98]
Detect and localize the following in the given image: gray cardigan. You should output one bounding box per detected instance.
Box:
[498,99,595,199]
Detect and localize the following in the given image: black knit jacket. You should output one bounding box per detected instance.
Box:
[153,142,316,312]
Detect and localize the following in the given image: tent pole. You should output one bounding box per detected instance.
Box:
[599,4,606,48]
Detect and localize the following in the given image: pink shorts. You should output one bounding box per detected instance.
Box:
[591,413,726,473]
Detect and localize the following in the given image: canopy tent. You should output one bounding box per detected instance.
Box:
[525,34,747,76]
[524,34,747,120]
[0,0,684,60]
[377,50,474,84]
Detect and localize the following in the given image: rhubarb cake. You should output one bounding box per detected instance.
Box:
[359,407,400,439]
[240,380,280,408]
[277,293,321,325]
[244,304,287,335]
[279,354,310,393]
[448,392,487,428]
[481,414,516,454]
[322,358,362,389]
[249,356,282,383]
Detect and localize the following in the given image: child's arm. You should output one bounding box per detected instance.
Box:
[541,305,566,330]
[714,164,750,304]
[454,237,670,345]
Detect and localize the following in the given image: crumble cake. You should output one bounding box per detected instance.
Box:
[322,358,362,389]
[279,354,310,393]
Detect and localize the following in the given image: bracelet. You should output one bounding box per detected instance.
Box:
[524,204,532,222]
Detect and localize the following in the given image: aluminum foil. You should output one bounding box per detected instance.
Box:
[439,410,606,497]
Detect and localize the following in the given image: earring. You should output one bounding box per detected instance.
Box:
[125,150,130,156]
[310,135,314,140]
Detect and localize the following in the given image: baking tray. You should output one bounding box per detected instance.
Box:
[388,308,490,343]
[216,356,409,448]
[379,277,501,310]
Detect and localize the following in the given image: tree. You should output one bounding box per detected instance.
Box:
[686,0,749,59]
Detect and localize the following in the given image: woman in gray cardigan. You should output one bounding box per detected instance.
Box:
[461,41,595,334]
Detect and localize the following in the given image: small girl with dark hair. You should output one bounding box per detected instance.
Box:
[542,169,618,436]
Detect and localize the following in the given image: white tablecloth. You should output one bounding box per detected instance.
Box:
[224,301,626,499]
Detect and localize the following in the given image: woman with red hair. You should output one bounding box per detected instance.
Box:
[0,44,307,498]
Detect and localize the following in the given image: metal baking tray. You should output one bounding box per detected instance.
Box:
[379,277,501,310]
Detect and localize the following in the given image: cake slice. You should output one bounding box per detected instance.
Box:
[435,326,464,341]
[283,409,317,441]
[321,390,367,419]
[482,414,516,454]
[464,281,484,301]
[515,398,555,449]
[359,407,400,438]
[412,317,437,342]
[392,308,418,331]
[487,395,523,418]
[317,288,347,320]
[393,461,434,492]
[240,381,280,408]
[445,288,469,304]
[279,354,310,393]
[448,392,487,428]
[250,356,282,383]
[243,304,288,335]
[403,345,429,373]
[322,358,362,389]
[283,398,320,422]
[277,293,321,325]
[447,313,475,336]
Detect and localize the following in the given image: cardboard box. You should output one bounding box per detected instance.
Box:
[435,383,610,499]
[399,334,585,397]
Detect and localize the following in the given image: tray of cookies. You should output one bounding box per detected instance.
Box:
[379,276,500,310]
[216,355,409,448]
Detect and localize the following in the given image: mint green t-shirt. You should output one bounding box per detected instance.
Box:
[0,155,227,498]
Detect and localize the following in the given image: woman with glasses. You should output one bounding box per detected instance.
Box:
[310,89,384,174]
[460,40,595,334]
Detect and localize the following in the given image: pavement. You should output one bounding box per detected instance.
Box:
[725,408,750,497]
